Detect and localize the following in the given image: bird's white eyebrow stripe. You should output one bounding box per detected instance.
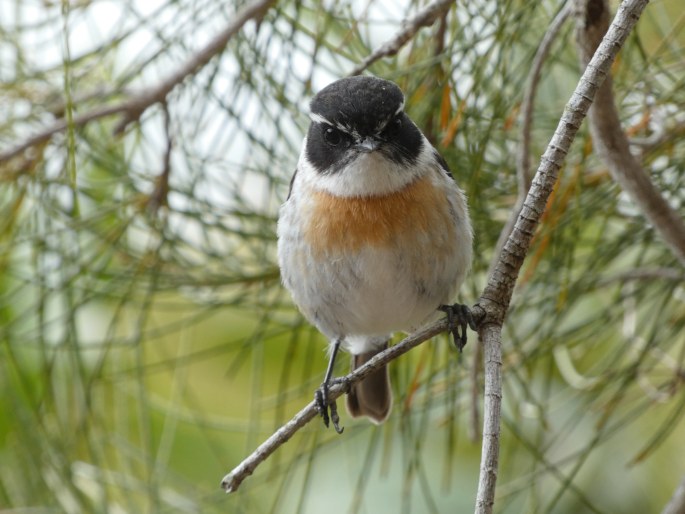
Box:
[309,112,356,135]
[309,113,332,125]
[394,101,404,115]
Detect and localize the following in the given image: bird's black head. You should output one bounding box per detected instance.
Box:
[305,76,423,175]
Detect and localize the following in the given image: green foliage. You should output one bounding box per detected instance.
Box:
[0,0,684,512]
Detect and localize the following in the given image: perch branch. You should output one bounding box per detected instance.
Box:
[220,318,452,493]
[0,0,276,165]
[574,0,685,266]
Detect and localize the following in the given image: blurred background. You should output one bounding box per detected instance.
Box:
[1,0,684,512]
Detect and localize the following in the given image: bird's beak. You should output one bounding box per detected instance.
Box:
[356,137,380,153]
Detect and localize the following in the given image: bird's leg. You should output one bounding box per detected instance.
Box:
[315,338,344,433]
[438,303,477,352]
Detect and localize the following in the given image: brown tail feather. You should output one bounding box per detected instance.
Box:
[346,343,392,424]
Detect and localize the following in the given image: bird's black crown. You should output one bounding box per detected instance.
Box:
[310,76,405,136]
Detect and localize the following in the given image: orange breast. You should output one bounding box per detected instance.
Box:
[303,175,456,255]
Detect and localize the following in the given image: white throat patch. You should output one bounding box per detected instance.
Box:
[296,135,435,198]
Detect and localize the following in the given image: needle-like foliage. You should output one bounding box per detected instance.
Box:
[0,1,683,513]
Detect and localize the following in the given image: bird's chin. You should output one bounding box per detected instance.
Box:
[296,139,431,198]
[322,151,416,197]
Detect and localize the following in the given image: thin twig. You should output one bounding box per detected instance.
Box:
[0,104,129,165]
[475,1,651,511]
[0,0,276,165]
[112,0,275,134]
[220,318,452,493]
[349,0,453,76]
[489,2,571,278]
[574,0,685,266]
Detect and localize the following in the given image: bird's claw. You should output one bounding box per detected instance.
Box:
[315,380,344,434]
[439,303,477,352]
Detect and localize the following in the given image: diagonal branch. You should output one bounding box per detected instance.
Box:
[220,318,452,493]
[574,0,685,266]
[349,0,453,76]
[0,0,276,166]
[111,0,275,135]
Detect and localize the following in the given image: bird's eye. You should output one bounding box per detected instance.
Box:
[323,127,343,146]
[393,116,402,128]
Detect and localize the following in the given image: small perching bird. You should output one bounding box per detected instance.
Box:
[277,76,474,432]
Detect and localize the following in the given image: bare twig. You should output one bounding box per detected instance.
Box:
[0,0,276,165]
[489,2,572,278]
[349,0,453,76]
[0,104,130,165]
[220,318,452,493]
[662,474,685,514]
[112,0,275,134]
[475,1,651,511]
[574,0,685,266]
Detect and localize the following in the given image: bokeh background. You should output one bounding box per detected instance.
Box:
[1,0,684,512]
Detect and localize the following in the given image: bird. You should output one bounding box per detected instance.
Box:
[277,75,474,433]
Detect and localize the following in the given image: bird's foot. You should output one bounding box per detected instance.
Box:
[314,377,347,434]
[438,303,477,352]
